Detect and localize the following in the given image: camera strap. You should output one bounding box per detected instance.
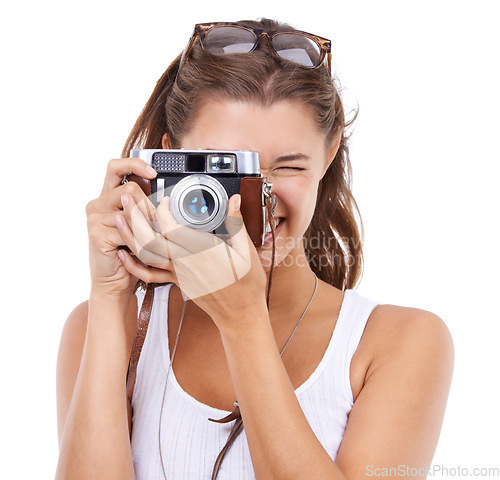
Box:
[126,283,155,402]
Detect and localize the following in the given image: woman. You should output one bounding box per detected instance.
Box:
[56,18,454,480]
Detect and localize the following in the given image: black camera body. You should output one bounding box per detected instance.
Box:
[130,149,271,246]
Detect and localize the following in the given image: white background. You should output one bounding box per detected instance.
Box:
[1,0,499,478]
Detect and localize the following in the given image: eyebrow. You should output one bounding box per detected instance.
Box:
[203,148,311,164]
[274,153,311,163]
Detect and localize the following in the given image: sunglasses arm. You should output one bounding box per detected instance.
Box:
[175,30,198,82]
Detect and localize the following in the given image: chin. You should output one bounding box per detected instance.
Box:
[257,230,304,273]
[258,250,279,273]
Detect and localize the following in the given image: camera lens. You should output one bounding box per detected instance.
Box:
[182,188,216,221]
[170,174,229,232]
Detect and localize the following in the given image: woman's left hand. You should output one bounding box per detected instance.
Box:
[116,192,268,328]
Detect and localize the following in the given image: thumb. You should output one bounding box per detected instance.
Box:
[224,194,250,254]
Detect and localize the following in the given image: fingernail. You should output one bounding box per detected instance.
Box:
[146,166,157,177]
[115,215,123,228]
[117,250,126,261]
[121,194,129,207]
[234,195,241,211]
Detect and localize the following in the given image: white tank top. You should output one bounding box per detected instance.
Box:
[131,283,379,479]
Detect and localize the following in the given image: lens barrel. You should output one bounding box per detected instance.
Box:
[169,174,229,232]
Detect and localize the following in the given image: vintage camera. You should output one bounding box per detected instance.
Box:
[127,149,274,247]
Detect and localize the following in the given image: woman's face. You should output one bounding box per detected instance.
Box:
[175,99,337,271]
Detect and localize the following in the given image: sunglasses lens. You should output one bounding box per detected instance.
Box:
[204,26,257,54]
[272,33,322,68]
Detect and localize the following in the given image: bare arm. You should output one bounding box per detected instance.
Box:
[217,303,454,480]
[335,305,454,479]
[55,292,137,479]
[55,157,167,479]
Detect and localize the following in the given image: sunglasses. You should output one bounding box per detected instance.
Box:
[176,22,332,79]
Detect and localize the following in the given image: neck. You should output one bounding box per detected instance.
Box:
[264,245,318,328]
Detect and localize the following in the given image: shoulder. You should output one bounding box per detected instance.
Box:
[59,294,139,345]
[361,302,454,383]
[57,293,141,370]
[350,300,453,401]
[336,302,454,474]
[58,300,90,360]
[62,300,89,332]
[366,303,453,351]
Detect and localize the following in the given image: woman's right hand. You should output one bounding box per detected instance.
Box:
[85,157,158,297]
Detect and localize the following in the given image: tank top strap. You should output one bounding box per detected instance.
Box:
[328,289,380,406]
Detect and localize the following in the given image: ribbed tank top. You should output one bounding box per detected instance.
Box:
[131,283,379,479]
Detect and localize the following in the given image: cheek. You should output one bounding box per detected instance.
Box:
[272,177,319,227]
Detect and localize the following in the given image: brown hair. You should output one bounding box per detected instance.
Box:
[123,18,363,291]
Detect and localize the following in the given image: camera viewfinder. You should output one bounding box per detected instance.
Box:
[208,154,236,172]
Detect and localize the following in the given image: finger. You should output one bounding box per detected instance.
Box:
[115,211,176,266]
[119,184,156,223]
[118,197,188,263]
[155,196,223,254]
[88,221,127,251]
[88,210,119,229]
[88,181,156,224]
[91,210,149,236]
[117,249,178,285]
[122,193,158,246]
[101,158,157,194]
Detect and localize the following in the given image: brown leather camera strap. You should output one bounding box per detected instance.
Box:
[209,405,244,480]
[126,283,156,401]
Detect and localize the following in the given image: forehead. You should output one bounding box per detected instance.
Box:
[181,99,326,162]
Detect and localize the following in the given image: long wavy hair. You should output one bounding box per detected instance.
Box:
[123,18,363,291]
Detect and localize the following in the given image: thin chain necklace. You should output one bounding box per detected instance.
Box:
[158,271,319,479]
[279,272,319,356]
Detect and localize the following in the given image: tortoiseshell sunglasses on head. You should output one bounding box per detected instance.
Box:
[177,22,332,77]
